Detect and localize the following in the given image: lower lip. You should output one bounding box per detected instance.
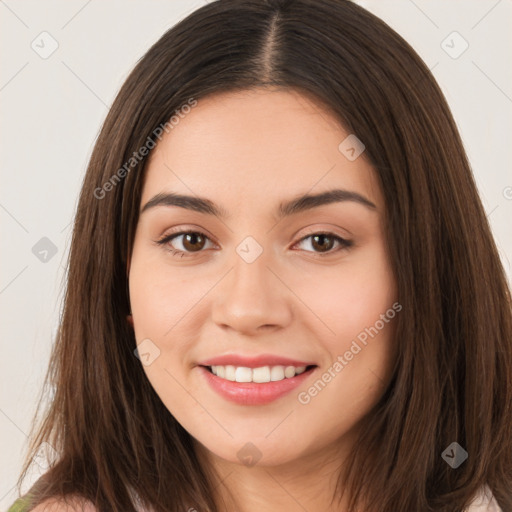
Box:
[198,365,317,405]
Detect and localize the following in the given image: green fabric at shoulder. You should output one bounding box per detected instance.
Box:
[7,496,32,512]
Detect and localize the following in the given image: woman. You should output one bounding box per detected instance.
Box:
[9,0,511,511]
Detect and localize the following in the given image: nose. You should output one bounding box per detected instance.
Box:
[211,251,293,336]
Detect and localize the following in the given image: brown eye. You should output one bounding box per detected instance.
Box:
[181,232,207,252]
[310,234,336,252]
[295,232,352,255]
[156,230,214,257]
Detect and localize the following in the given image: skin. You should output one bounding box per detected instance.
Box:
[127,88,399,512]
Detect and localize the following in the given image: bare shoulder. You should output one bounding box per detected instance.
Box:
[30,498,97,512]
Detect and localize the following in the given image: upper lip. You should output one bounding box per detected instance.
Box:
[198,354,317,368]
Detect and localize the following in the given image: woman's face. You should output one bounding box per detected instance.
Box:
[128,88,398,467]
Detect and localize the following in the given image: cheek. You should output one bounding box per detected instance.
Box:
[129,247,203,339]
[296,244,397,348]
[128,252,200,415]
[293,243,398,404]
[128,246,218,397]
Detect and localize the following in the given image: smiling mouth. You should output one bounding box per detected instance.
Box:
[202,364,317,383]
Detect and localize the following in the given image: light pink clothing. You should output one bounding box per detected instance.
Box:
[465,485,502,511]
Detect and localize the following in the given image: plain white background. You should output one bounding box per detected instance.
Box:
[1,0,511,508]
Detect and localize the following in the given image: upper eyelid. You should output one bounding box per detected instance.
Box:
[157,227,215,244]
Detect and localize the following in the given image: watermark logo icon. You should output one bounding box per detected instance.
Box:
[134,338,161,366]
[441,31,469,60]
[236,236,263,263]
[32,237,58,263]
[237,442,262,467]
[31,31,59,59]
[441,442,468,468]
[33,442,57,470]
[338,134,365,161]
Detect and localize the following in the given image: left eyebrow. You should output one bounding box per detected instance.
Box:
[139,188,377,219]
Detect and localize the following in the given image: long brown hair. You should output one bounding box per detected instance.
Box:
[15,1,512,511]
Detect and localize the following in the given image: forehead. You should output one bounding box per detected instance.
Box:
[141,88,382,213]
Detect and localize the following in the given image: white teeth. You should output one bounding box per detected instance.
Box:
[284,366,296,378]
[225,365,236,381]
[270,366,284,381]
[252,366,271,383]
[209,364,310,383]
[235,367,252,382]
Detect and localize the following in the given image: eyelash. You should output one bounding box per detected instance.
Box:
[155,229,353,258]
